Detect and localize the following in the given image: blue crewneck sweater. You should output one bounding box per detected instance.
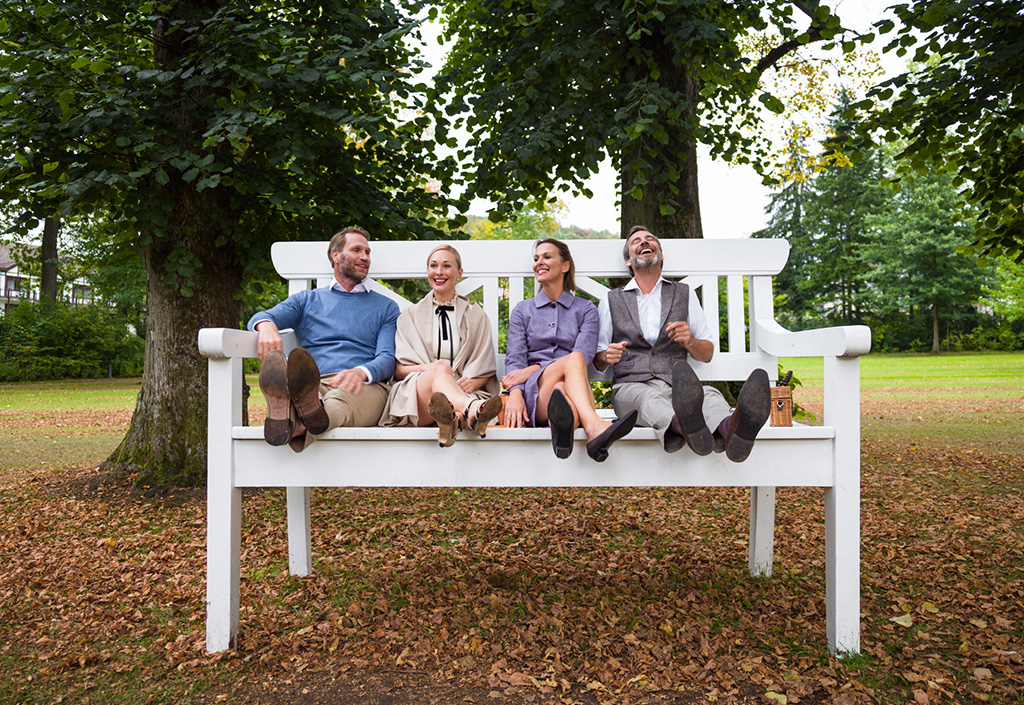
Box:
[247,286,399,382]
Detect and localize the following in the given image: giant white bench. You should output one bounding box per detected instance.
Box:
[198,238,871,655]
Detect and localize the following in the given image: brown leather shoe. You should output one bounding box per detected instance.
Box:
[723,369,771,463]
[671,361,713,456]
[287,347,329,436]
[259,350,292,446]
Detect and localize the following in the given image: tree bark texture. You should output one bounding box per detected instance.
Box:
[104,184,242,487]
[41,217,59,304]
[620,52,703,240]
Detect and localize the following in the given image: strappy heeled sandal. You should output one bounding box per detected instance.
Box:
[464,396,504,438]
[427,392,458,448]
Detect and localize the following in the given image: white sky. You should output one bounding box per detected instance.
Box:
[417,0,905,237]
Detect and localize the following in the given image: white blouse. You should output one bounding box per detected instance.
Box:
[431,299,462,364]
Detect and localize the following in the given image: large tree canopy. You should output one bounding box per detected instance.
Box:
[431,0,849,238]
[856,0,1024,261]
[0,0,446,486]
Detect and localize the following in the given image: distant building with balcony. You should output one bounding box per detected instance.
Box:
[0,243,95,315]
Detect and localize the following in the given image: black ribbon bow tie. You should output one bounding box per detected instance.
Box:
[435,304,455,363]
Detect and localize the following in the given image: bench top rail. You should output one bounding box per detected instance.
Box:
[271,238,791,280]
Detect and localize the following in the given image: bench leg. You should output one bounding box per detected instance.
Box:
[825,356,861,655]
[206,357,242,653]
[287,487,312,576]
[748,486,776,577]
[206,484,241,652]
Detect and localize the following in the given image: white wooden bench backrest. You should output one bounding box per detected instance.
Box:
[270,238,790,382]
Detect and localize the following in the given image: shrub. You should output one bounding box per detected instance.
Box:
[945,325,1024,352]
[0,301,144,382]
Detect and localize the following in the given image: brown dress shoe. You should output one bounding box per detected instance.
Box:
[287,347,329,436]
[259,350,292,446]
[671,361,713,456]
[723,369,771,463]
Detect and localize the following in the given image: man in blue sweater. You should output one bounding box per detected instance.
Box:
[247,226,400,452]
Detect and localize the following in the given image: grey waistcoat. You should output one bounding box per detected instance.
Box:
[608,281,689,385]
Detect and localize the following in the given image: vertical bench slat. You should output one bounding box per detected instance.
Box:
[727,275,746,353]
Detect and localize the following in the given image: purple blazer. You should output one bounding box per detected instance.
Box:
[505,289,599,426]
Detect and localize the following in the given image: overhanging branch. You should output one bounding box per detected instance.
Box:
[755,0,831,75]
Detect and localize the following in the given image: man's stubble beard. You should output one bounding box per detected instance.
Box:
[630,251,663,272]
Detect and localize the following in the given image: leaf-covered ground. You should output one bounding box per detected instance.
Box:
[0,369,1022,704]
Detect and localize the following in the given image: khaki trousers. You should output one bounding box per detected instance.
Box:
[293,376,389,450]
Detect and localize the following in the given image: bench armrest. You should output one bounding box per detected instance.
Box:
[754,318,871,358]
[197,328,299,360]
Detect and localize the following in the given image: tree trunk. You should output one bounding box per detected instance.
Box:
[620,53,703,240]
[103,185,243,487]
[931,297,940,354]
[41,216,59,304]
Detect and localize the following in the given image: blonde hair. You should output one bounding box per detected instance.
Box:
[426,244,463,270]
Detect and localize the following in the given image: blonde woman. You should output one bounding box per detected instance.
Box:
[379,245,503,445]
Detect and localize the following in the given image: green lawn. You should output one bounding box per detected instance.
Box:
[780,351,1024,455]
[0,379,140,475]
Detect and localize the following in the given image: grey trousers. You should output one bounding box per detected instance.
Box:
[611,378,732,444]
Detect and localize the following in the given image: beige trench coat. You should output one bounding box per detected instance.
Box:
[379,294,500,427]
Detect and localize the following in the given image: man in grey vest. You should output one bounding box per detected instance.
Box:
[594,226,770,462]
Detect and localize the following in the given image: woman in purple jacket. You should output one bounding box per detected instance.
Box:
[502,239,637,461]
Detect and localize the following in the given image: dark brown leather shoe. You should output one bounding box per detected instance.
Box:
[663,414,686,453]
[287,347,329,436]
[723,369,771,463]
[258,350,292,446]
[671,361,713,456]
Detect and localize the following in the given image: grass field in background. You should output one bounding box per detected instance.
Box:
[780,351,1023,455]
[0,379,139,476]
